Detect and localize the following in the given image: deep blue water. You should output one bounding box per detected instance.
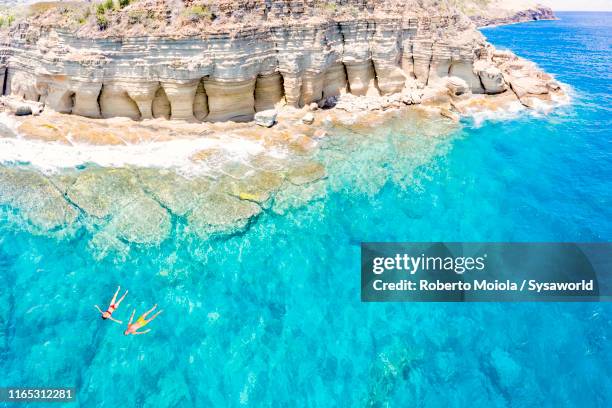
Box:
[1,12,611,407]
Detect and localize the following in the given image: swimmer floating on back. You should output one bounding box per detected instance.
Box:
[94,286,128,324]
[124,304,163,336]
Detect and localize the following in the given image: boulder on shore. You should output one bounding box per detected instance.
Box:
[1,96,43,116]
[446,76,470,96]
[254,110,277,127]
[302,112,315,125]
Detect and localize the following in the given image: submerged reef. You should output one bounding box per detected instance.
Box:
[0,110,455,255]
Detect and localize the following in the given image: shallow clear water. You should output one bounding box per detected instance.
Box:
[1,12,612,407]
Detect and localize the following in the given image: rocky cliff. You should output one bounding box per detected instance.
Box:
[0,0,562,124]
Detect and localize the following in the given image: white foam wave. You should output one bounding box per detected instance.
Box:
[0,114,272,174]
[464,83,573,128]
[466,100,526,127]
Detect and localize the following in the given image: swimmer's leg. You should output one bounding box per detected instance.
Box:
[127,309,136,326]
[144,310,163,324]
[115,289,128,306]
[134,329,151,335]
[110,286,120,304]
[141,304,157,318]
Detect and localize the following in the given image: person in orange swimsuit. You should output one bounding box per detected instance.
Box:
[124,304,163,336]
[94,286,128,324]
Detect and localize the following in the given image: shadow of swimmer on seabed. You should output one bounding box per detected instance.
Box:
[94,286,163,336]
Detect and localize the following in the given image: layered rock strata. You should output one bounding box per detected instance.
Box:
[0,1,561,124]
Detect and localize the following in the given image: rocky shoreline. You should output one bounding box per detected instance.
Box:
[0,1,568,250]
[470,6,556,28]
[0,0,564,133]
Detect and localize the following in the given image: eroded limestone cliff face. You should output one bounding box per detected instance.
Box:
[0,0,562,123]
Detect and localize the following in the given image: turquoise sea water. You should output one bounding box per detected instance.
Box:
[1,12,611,407]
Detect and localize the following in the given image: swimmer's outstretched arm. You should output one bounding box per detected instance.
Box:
[94,305,104,314]
[127,309,136,326]
[133,329,151,335]
[108,316,123,325]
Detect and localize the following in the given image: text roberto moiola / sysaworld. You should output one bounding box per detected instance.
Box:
[370,253,594,293]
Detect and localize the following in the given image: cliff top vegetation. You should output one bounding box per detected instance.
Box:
[1,0,465,38]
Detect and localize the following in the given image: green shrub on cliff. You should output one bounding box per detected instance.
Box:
[185,5,212,21]
[119,0,131,8]
[324,3,337,13]
[27,2,78,16]
[79,7,91,25]
[94,0,114,30]
[128,10,146,25]
[96,13,108,30]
